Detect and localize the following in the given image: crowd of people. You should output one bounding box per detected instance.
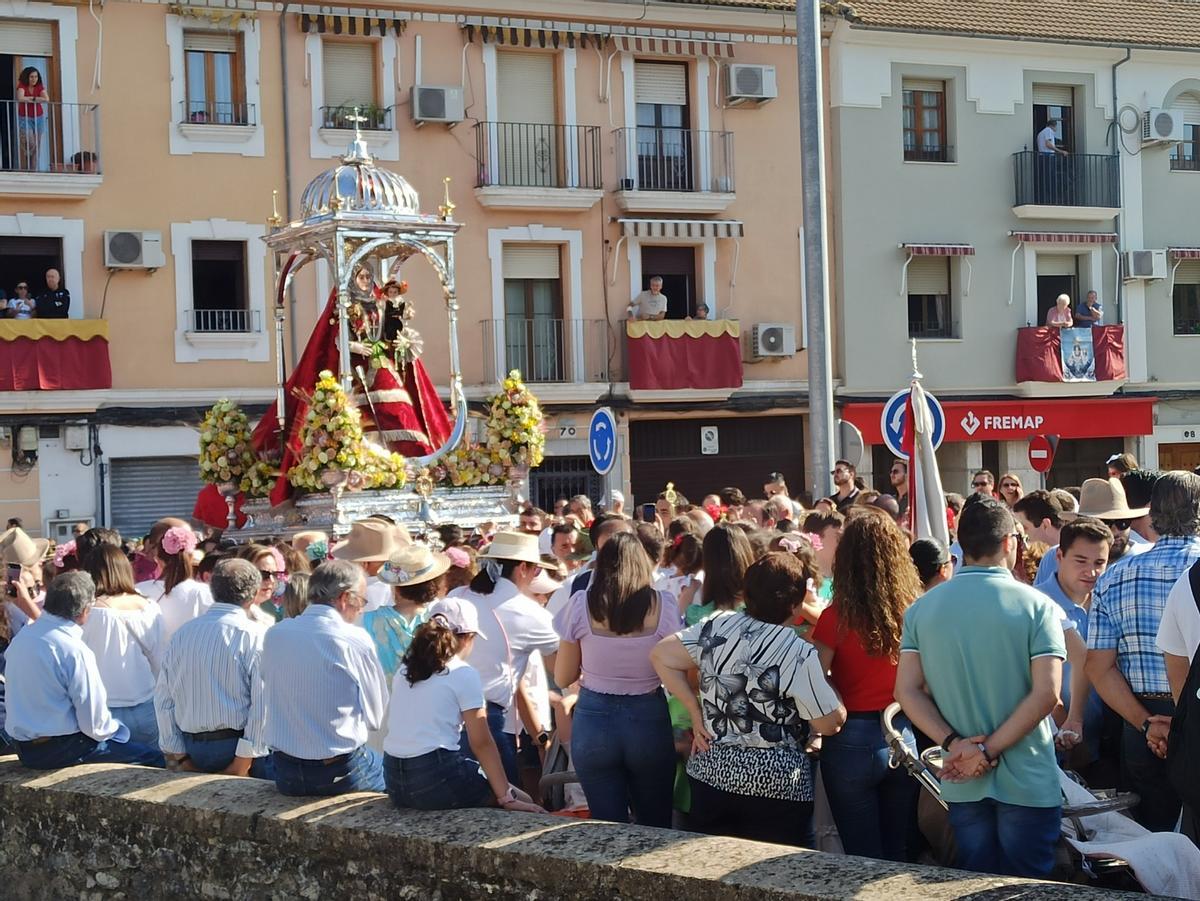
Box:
[1,456,1199,886]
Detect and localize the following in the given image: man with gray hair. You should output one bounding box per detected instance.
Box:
[262,559,387,795]
[155,558,272,779]
[1086,471,1200,831]
[5,572,164,769]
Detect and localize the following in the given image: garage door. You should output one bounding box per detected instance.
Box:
[109,456,204,539]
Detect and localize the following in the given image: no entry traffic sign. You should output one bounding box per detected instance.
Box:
[1028,435,1059,474]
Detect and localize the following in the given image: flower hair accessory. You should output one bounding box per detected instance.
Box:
[778,536,803,554]
[305,541,328,563]
[445,547,470,569]
[672,534,685,548]
[54,540,77,569]
[161,526,198,557]
[803,532,824,552]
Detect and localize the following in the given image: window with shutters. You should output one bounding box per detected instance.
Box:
[183,31,248,124]
[635,61,692,191]
[907,258,955,339]
[321,41,384,129]
[902,79,950,162]
[1,19,59,173]
[1174,261,1200,336]
[1032,84,1074,153]
[190,240,250,333]
[502,244,566,382]
[1170,93,1200,172]
[493,51,561,187]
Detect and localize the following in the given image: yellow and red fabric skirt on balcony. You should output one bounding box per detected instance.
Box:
[0,320,112,391]
[626,319,743,391]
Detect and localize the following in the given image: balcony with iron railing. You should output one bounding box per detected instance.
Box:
[320,104,394,132]
[185,308,262,334]
[473,122,603,210]
[0,100,101,198]
[481,318,609,387]
[614,127,735,214]
[1012,150,1120,221]
[181,100,257,127]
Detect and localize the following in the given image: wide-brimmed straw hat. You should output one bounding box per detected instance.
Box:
[0,527,50,567]
[331,519,411,562]
[379,544,451,588]
[478,531,556,569]
[1062,477,1149,523]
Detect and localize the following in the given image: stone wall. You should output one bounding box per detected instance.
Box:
[0,757,1127,900]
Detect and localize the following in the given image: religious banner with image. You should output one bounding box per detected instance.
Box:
[1060,327,1096,382]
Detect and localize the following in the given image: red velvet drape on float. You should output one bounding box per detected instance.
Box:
[1015,325,1126,383]
[625,320,743,391]
[251,292,452,504]
[0,321,112,391]
[193,483,248,530]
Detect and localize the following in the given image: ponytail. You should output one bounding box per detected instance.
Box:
[403,618,458,685]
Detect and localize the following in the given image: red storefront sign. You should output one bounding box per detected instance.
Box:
[842,397,1154,445]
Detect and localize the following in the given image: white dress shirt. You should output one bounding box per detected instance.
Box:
[261,604,387,759]
[136,578,212,644]
[154,602,269,759]
[449,577,559,712]
[5,612,129,743]
[362,575,394,613]
[80,598,164,707]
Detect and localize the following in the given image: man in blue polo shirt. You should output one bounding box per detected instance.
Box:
[896,498,1065,878]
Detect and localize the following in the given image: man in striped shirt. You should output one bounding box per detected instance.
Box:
[155,557,272,778]
[263,559,388,795]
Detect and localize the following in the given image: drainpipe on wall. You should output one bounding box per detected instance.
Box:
[1111,47,1132,326]
[279,4,297,365]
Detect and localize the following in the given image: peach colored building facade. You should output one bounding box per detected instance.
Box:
[0,0,811,538]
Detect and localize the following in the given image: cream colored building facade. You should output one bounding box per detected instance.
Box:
[0,0,812,538]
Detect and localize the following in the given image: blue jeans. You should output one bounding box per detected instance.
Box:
[384,748,492,810]
[183,733,274,780]
[459,701,518,785]
[820,713,919,862]
[947,798,1062,878]
[571,687,676,828]
[110,699,159,748]
[271,745,384,796]
[15,732,165,770]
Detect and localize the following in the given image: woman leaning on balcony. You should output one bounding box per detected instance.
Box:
[1045,294,1074,329]
[15,66,49,171]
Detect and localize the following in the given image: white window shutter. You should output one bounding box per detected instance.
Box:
[1176,261,1200,285]
[183,31,239,53]
[496,51,556,124]
[1033,84,1074,107]
[635,62,688,106]
[903,79,944,95]
[1036,254,1078,277]
[0,20,54,56]
[323,41,375,108]
[1173,92,1200,127]
[502,245,561,280]
[907,258,950,296]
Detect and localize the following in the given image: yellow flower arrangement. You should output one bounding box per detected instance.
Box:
[198,399,256,487]
[438,370,545,487]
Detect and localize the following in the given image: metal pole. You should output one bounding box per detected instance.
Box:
[797,0,836,501]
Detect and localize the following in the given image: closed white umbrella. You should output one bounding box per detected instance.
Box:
[902,350,950,546]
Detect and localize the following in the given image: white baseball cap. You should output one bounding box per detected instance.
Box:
[426,597,480,635]
[610,489,625,505]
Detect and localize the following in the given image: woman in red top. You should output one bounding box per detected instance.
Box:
[811,508,922,862]
[16,67,49,171]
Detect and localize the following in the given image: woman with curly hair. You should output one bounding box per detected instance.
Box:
[811,508,922,861]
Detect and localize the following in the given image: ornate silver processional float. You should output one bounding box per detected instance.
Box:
[223,125,527,539]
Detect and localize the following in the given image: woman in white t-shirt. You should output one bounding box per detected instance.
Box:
[134,524,210,644]
[382,597,543,813]
[82,545,163,746]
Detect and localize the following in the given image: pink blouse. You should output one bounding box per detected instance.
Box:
[1046,306,1073,328]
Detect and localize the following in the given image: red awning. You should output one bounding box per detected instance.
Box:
[1010,231,1118,244]
[1170,247,1200,260]
[900,243,975,256]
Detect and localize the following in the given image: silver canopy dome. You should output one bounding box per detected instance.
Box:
[298,134,420,220]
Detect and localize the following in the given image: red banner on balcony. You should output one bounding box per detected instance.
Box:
[1016,325,1126,383]
[0,320,112,391]
[626,320,743,391]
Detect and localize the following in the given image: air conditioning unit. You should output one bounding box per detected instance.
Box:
[724,64,778,105]
[410,85,465,125]
[751,323,796,359]
[1123,249,1169,280]
[1142,108,1186,144]
[103,230,165,270]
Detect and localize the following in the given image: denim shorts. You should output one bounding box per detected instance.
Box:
[384,748,492,811]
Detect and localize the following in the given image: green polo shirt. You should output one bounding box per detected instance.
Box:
[900,565,1066,808]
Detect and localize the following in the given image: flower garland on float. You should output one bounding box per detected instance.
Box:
[437,370,544,488]
[198,400,257,488]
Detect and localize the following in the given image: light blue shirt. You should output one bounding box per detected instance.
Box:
[1035,546,1059,586]
[5,612,129,744]
[261,604,387,759]
[154,602,269,759]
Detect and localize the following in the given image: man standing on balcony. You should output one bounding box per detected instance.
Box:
[35,268,70,319]
[1076,290,1104,325]
[630,276,668,321]
[1037,117,1069,157]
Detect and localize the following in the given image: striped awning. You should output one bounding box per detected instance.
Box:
[1010,231,1118,245]
[619,218,744,239]
[464,24,603,49]
[1170,247,1200,259]
[611,35,735,58]
[900,243,975,256]
[299,14,404,36]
